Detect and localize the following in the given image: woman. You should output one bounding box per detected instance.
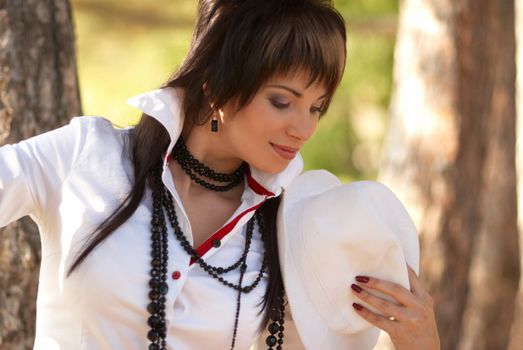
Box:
[0,0,439,349]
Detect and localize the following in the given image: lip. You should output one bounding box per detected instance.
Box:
[270,143,299,160]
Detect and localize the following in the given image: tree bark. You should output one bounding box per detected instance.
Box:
[379,1,520,350]
[457,2,520,350]
[509,0,523,349]
[0,1,81,348]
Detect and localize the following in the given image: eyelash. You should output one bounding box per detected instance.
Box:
[270,99,289,109]
[310,106,324,115]
[270,98,324,115]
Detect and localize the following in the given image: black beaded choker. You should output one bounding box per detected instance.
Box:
[171,137,245,192]
[146,141,285,349]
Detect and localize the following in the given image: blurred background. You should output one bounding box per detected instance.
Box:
[1,1,522,349]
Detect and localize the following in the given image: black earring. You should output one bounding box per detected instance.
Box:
[211,116,219,132]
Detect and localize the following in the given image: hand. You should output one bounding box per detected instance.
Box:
[350,265,440,350]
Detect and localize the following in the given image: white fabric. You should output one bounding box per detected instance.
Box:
[277,170,420,350]
[0,88,305,349]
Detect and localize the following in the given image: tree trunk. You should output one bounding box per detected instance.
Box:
[379,1,520,350]
[0,1,81,349]
[509,0,523,349]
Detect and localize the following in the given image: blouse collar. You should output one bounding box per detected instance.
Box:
[126,88,304,197]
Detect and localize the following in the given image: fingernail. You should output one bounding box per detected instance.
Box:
[355,276,369,283]
[351,284,362,293]
[352,303,363,311]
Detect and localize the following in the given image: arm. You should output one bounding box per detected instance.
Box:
[0,117,94,227]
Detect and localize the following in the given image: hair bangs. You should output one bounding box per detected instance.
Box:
[265,15,345,105]
[167,0,346,123]
[228,1,346,112]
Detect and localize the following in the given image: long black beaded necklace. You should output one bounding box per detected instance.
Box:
[147,169,170,350]
[146,139,286,350]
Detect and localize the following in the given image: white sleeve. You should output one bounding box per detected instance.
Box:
[0,117,94,227]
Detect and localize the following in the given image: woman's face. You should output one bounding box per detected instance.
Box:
[221,72,327,174]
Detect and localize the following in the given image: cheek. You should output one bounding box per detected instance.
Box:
[310,120,320,138]
[237,104,284,138]
[246,102,273,124]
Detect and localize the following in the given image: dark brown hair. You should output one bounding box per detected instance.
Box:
[69,0,346,331]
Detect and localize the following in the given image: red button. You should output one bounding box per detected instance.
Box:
[172,271,181,280]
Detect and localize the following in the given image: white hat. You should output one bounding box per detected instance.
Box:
[277,170,420,350]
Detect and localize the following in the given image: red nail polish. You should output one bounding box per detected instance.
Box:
[351,284,362,293]
[352,303,363,311]
[355,276,369,283]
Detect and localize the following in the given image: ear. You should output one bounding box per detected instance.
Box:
[202,82,214,106]
[217,108,225,122]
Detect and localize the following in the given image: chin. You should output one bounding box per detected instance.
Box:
[253,159,291,174]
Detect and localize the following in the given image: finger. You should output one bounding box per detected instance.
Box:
[407,265,433,304]
[352,302,396,333]
[407,265,422,295]
[351,283,404,321]
[354,275,416,307]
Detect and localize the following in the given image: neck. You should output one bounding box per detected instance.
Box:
[180,122,243,174]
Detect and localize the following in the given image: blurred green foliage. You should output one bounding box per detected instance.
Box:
[336,0,398,18]
[71,0,398,181]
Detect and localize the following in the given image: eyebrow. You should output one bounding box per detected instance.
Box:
[266,84,327,100]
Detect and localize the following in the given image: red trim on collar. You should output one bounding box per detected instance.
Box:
[245,166,275,196]
[163,152,173,164]
[191,200,266,265]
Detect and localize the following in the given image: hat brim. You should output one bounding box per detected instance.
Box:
[280,223,381,349]
[277,170,419,350]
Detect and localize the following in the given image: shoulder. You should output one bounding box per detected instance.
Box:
[38,116,135,176]
[68,115,128,137]
[3,116,126,166]
[68,116,132,154]
[25,116,126,151]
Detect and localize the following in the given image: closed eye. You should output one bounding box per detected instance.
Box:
[310,105,326,115]
[270,98,290,110]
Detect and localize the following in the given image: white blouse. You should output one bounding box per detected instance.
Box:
[0,88,304,350]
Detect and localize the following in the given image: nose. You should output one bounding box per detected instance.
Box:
[286,110,318,141]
